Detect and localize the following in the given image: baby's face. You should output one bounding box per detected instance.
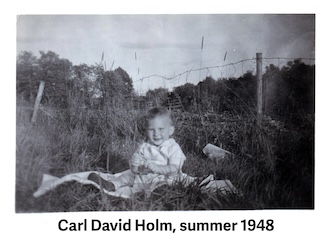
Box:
[147,116,174,146]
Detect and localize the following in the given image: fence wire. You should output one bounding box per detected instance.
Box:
[132,56,315,94]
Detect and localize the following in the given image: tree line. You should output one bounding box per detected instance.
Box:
[145,59,314,126]
[17,50,314,126]
[16,50,135,110]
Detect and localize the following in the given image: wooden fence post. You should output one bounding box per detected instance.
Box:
[256,53,263,123]
[31,80,45,123]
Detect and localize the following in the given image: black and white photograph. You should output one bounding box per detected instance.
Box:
[15,14,315,213]
[4,0,330,234]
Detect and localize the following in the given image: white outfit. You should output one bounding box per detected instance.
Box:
[112,138,186,191]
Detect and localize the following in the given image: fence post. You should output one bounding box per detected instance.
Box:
[256,53,263,123]
[31,80,45,123]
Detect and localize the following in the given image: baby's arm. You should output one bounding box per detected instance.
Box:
[130,144,153,174]
[144,162,179,175]
[144,146,186,176]
[130,153,144,174]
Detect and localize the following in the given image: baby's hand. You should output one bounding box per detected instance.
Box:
[131,154,144,173]
[144,160,159,173]
[131,154,144,166]
[137,165,152,174]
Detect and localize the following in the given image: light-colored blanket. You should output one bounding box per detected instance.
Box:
[33,170,238,199]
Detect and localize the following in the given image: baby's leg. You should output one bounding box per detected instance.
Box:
[111,171,135,189]
[88,171,135,191]
[88,173,115,191]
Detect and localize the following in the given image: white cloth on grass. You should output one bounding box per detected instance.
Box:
[33,170,238,199]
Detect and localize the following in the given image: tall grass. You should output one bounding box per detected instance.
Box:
[15,100,313,212]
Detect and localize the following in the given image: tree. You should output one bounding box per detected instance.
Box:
[263,64,288,117]
[145,87,169,107]
[113,67,134,98]
[198,76,217,111]
[37,51,72,108]
[212,79,229,113]
[173,83,196,112]
[263,60,314,123]
[69,64,96,108]
[16,51,39,101]
[97,66,134,109]
[282,60,314,116]
[215,72,257,116]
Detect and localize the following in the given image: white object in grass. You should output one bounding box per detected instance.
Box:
[203,143,232,160]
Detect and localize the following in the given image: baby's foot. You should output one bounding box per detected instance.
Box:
[88,173,115,191]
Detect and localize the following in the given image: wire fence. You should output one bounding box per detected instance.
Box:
[17,53,315,125]
[132,56,315,94]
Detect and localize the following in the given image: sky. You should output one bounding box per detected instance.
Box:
[16,14,315,94]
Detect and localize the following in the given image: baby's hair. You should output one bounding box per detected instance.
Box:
[145,106,173,126]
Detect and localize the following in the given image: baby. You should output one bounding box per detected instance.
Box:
[88,106,186,193]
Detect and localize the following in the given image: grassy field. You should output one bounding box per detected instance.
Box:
[16,101,314,212]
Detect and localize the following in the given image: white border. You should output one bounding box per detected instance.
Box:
[2,0,329,236]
